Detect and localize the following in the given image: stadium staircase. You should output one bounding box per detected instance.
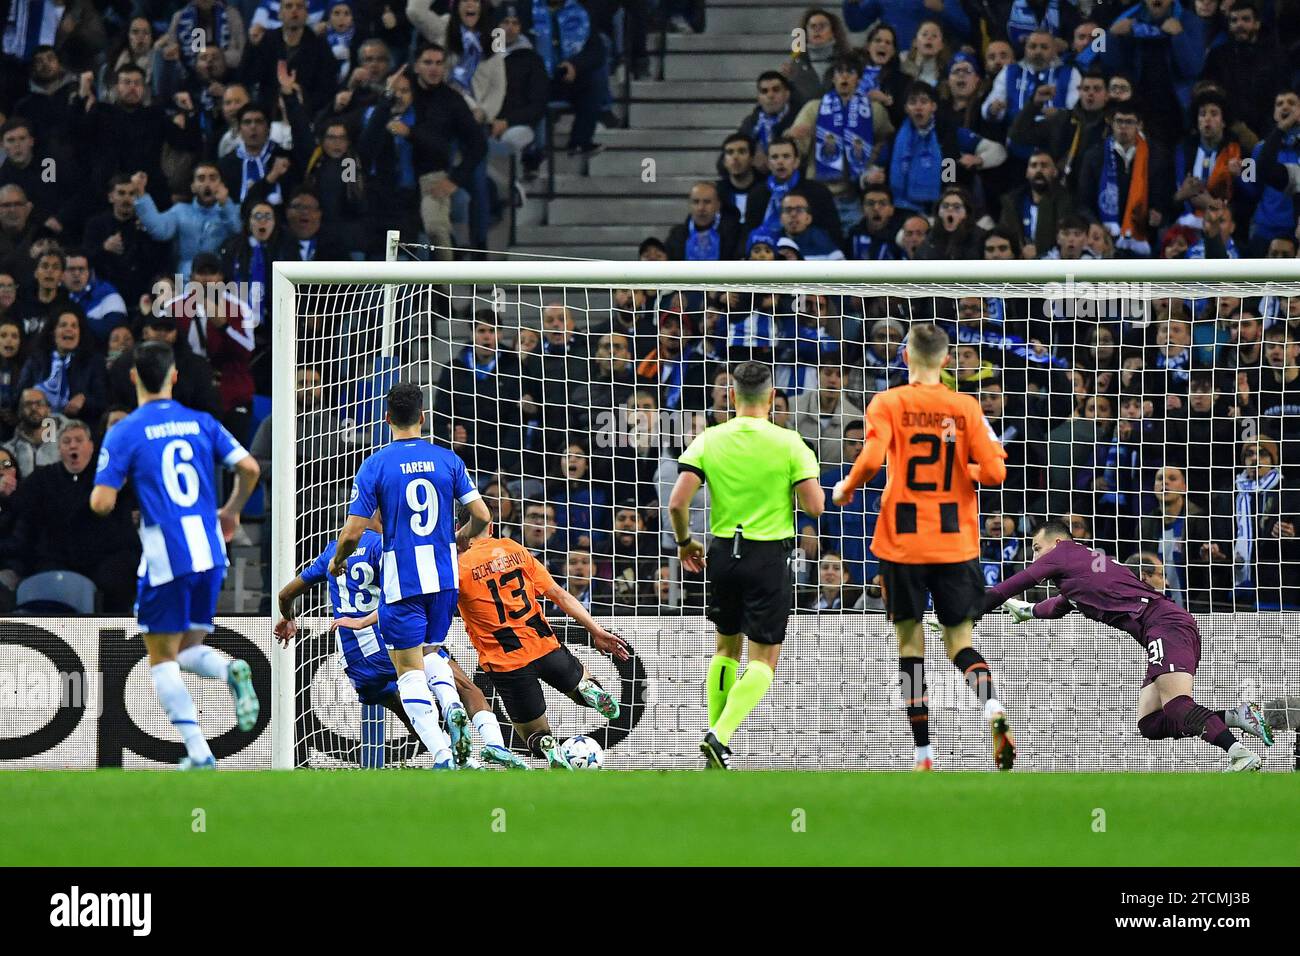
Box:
[510,0,811,260]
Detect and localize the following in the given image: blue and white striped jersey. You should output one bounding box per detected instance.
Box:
[300,530,390,678]
[94,400,248,586]
[347,439,480,603]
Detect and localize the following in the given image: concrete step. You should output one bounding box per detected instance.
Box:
[665,33,793,54]
[629,79,757,101]
[707,4,812,34]
[509,244,636,261]
[598,127,734,150]
[585,149,717,178]
[664,51,786,81]
[632,101,749,129]
[550,173,706,196]
[548,196,683,226]
[515,223,665,245]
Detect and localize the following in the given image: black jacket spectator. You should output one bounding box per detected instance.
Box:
[747,175,842,243]
[82,179,171,308]
[242,18,339,115]
[106,330,222,417]
[1202,28,1291,140]
[664,209,745,261]
[410,76,488,187]
[499,33,549,130]
[998,181,1074,255]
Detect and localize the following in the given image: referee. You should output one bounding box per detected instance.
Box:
[668,362,825,768]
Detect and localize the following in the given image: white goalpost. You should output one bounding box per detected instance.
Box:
[270,257,1300,771]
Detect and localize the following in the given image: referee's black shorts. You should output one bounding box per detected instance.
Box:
[878,557,984,627]
[705,537,795,645]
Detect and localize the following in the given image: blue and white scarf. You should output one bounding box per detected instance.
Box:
[943,321,1070,369]
[450,24,482,94]
[3,0,57,62]
[856,64,882,97]
[758,170,799,235]
[1007,0,1062,50]
[888,120,942,208]
[752,104,788,150]
[235,140,281,204]
[326,23,356,84]
[177,1,232,69]
[1159,516,1187,608]
[686,213,722,260]
[1233,467,1281,586]
[814,90,872,183]
[460,345,496,381]
[35,350,71,413]
[532,0,589,78]
[1156,347,1190,384]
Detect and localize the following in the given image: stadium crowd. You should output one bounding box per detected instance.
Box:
[0,0,1298,618]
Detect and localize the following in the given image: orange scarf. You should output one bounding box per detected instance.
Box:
[1120,134,1149,244]
[1206,141,1241,201]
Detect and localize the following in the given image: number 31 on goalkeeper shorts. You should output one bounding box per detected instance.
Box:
[1146,639,1164,665]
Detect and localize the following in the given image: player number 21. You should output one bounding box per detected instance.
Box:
[405,478,439,535]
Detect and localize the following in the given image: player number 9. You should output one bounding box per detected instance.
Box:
[406,478,439,535]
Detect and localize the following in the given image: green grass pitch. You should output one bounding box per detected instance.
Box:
[1,771,1296,866]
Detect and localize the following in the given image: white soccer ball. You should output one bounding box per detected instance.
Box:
[561,734,604,769]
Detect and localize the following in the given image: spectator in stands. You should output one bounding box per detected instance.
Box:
[9,418,139,611]
[802,551,863,611]
[1259,323,1300,468]
[167,252,255,442]
[218,101,297,207]
[999,150,1072,259]
[983,39,1015,79]
[405,43,488,257]
[717,133,761,226]
[1040,213,1097,260]
[17,307,104,425]
[982,227,1019,259]
[1201,1,1289,142]
[524,0,605,157]
[83,175,170,310]
[879,81,959,215]
[572,331,635,430]
[493,4,547,166]
[897,212,929,258]
[1226,438,1300,609]
[738,72,798,173]
[1006,0,1082,53]
[780,8,851,104]
[899,18,952,85]
[843,0,969,52]
[15,245,74,337]
[1076,102,1180,257]
[133,165,241,280]
[1241,90,1300,257]
[243,0,336,114]
[104,325,133,370]
[2,388,64,476]
[638,237,668,260]
[1100,0,1204,147]
[61,250,126,347]
[1171,90,1244,233]
[855,23,909,129]
[98,20,158,107]
[1186,201,1239,258]
[357,65,425,255]
[1008,67,1109,193]
[919,186,984,259]
[747,136,842,243]
[787,55,882,232]
[0,118,76,237]
[979,513,1028,588]
[844,183,903,260]
[0,445,22,602]
[665,181,743,261]
[982,29,1080,137]
[74,63,199,208]
[0,317,23,436]
[554,547,615,614]
[1140,464,1208,608]
[521,498,562,567]
[1123,550,1169,596]
[776,188,844,260]
[794,363,864,464]
[164,0,247,72]
[0,184,56,287]
[12,47,80,160]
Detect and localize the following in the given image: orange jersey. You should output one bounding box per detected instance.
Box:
[844,382,1006,564]
[457,537,561,671]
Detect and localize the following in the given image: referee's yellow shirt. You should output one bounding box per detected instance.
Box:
[677,415,819,541]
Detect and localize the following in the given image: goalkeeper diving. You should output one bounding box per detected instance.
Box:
[980,519,1274,772]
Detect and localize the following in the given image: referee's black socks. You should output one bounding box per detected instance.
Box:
[900,657,930,748]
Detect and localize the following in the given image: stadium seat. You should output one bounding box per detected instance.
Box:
[14,571,100,616]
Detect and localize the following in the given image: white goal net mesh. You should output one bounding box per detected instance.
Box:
[279,267,1300,771]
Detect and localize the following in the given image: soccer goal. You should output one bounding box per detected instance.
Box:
[270,257,1300,771]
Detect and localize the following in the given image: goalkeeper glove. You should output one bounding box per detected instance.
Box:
[1005,598,1035,624]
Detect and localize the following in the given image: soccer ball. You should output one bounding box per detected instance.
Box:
[561,734,604,769]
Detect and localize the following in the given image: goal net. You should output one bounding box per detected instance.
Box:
[271,258,1300,771]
